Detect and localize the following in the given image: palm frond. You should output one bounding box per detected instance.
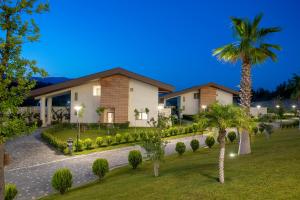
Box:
[257,27,282,38]
[260,43,282,51]
[212,44,240,63]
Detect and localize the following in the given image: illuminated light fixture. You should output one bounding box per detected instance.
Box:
[256,105,261,109]
[292,105,296,109]
[74,105,82,112]
[229,153,236,158]
[201,105,207,109]
[276,105,280,109]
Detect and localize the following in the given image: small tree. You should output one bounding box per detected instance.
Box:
[96,107,105,129]
[200,103,253,184]
[128,150,142,169]
[92,159,109,180]
[140,131,167,177]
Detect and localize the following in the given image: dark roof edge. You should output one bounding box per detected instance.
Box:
[30,67,174,97]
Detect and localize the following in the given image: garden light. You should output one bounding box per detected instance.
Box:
[292,105,296,109]
[256,105,261,109]
[276,105,280,109]
[201,105,207,109]
[229,153,236,158]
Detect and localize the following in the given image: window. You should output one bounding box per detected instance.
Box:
[137,112,148,120]
[93,85,101,96]
[74,92,78,101]
[182,96,185,102]
[194,93,200,99]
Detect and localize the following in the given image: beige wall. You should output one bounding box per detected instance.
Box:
[128,79,159,127]
[180,90,200,115]
[216,89,233,105]
[70,81,101,123]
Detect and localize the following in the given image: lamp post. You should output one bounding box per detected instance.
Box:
[276,105,282,128]
[74,105,82,151]
[292,105,300,130]
[256,105,261,117]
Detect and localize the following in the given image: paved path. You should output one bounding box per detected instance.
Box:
[5,131,206,200]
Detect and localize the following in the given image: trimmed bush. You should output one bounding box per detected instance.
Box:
[205,136,215,148]
[184,127,190,134]
[175,142,186,155]
[259,124,265,133]
[192,123,199,132]
[41,131,67,152]
[115,133,122,144]
[96,137,104,147]
[190,139,200,152]
[132,132,139,142]
[84,138,93,149]
[5,184,18,200]
[252,127,259,135]
[51,168,73,194]
[123,133,131,143]
[106,136,112,145]
[92,158,109,180]
[128,150,142,169]
[227,131,236,143]
[74,139,83,152]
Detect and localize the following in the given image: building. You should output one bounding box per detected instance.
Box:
[162,83,238,116]
[30,68,174,127]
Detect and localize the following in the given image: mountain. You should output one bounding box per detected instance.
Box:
[32,77,71,84]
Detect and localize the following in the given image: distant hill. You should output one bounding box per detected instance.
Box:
[32,77,71,84]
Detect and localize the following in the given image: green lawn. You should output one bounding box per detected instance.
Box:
[42,128,300,200]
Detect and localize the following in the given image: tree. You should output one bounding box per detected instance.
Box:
[289,74,300,101]
[200,103,253,183]
[96,106,105,129]
[0,1,48,199]
[213,14,281,155]
[140,130,167,177]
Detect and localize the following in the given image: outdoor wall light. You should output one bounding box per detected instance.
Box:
[292,105,296,109]
[201,105,207,109]
[276,105,280,108]
[74,105,82,112]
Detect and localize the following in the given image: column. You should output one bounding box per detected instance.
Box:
[40,96,46,127]
[47,97,52,125]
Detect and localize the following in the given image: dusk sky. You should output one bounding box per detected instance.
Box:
[23,0,300,91]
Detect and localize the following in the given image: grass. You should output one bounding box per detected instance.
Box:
[42,128,300,200]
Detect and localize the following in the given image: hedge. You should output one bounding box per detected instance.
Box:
[41,131,67,152]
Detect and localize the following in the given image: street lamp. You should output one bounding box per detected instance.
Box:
[74,105,82,151]
[276,105,280,109]
[256,105,261,109]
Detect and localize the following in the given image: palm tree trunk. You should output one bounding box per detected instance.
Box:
[238,61,252,155]
[0,143,5,200]
[153,161,159,177]
[218,130,226,184]
[238,130,251,154]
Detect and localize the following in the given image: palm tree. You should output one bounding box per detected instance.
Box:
[289,74,300,101]
[213,14,281,155]
[200,103,253,183]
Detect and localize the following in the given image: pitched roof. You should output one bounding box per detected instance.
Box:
[162,82,238,99]
[30,67,174,97]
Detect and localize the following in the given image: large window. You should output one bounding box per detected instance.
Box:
[194,93,200,99]
[93,85,101,96]
[137,112,148,120]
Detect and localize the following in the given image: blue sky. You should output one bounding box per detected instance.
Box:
[23,0,300,91]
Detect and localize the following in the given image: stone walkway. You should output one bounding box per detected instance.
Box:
[5,131,206,200]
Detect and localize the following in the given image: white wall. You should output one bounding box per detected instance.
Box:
[128,79,159,127]
[216,89,233,105]
[70,81,101,123]
[250,107,268,117]
[180,90,199,115]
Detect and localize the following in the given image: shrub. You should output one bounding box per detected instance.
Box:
[132,132,139,142]
[123,133,131,143]
[41,131,67,152]
[51,168,73,194]
[265,124,274,135]
[192,123,199,132]
[184,127,190,134]
[227,131,236,143]
[188,126,193,133]
[259,124,265,133]
[96,137,104,147]
[178,127,184,135]
[106,136,112,145]
[92,158,109,180]
[128,150,143,169]
[252,127,259,135]
[173,128,179,135]
[190,139,200,152]
[115,133,122,144]
[139,131,147,140]
[175,142,186,155]
[83,138,93,149]
[205,136,215,148]
[5,184,18,200]
[74,139,83,152]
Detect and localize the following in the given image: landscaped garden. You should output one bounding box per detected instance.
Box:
[41,123,209,155]
[41,128,300,200]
